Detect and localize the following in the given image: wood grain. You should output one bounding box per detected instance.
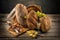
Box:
[0,14,60,40]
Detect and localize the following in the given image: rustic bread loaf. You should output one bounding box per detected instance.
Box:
[39,15,51,32]
[26,10,38,29]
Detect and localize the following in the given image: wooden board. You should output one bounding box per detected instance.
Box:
[0,14,60,40]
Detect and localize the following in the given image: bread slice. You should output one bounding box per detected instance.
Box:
[8,26,29,37]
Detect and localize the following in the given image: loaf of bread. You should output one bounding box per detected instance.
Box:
[26,10,38,29]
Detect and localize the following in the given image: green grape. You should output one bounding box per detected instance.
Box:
[36,11,46,18]
[42,13,46,17]
[32,34,36,38]
[24,16,27,19]
[29,34,33,36]
[35,31,38,35]
[26,30,38,38]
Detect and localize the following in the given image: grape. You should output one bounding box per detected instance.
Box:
[36,11,46,18]
[26,30,38,38]
[24,16,27,19]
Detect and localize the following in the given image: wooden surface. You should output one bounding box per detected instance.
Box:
[0,14,60,40]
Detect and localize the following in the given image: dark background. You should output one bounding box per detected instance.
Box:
[0,0,60,14]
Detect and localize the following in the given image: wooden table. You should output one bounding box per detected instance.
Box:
[0,14,60,40]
